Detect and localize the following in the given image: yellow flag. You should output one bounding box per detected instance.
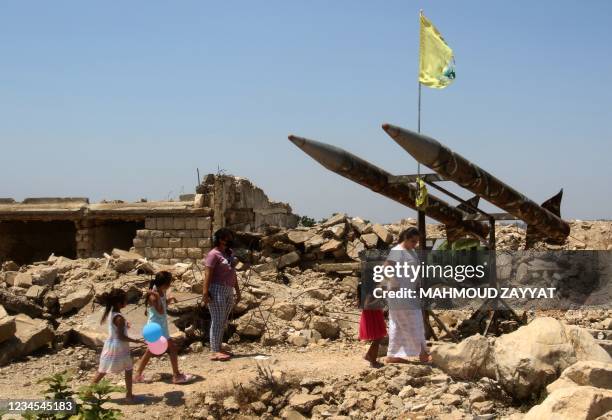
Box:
[419,12,455,89]
[416,177,429,210]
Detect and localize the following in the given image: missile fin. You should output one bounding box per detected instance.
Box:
[541,189,563,217]
[457,195,480,214]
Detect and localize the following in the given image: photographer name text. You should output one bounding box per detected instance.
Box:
[373,287,556,300]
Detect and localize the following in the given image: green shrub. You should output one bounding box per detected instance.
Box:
[299,215,316,227]
[22,372,77,420]
[77,380,124,420]
[17,372,123,420]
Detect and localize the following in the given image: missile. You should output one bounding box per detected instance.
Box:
[382,124,570,245]
[288,134,489,241]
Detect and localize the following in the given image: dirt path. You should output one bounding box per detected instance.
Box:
[0,343,369,418]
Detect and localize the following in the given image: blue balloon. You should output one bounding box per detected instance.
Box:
[142,322,162,343]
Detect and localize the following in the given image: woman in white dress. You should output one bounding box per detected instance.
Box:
[384,227,432,364]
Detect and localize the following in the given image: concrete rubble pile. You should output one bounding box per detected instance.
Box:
[175,316,611,419]
[231,213,434,275]
[0,226,368,366]
[181,363,524,419]
[0,214,611,419]
[1,216,611,358]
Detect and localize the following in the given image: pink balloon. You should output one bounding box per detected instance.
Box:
[148,336,168,355]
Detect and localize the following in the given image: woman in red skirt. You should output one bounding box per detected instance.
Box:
[359,309,387,367]
[358,282,387,368]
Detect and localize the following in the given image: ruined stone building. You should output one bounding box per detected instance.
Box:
[0,174,298,265]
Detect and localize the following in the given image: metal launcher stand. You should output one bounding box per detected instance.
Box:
[388,173,525,341]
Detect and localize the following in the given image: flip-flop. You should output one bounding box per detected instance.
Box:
[133,374,151,383]
[210,354,231,361]
[419,354,433,365]
[173,373,195,384]
[385,357,409,364]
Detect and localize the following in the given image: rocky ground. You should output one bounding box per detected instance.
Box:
[0,216,611,419]
[0,340,525,420]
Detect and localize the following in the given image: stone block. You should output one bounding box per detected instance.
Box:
[0,314,53,366]
[26,285,46,301]
[14,273,33,289]
[136,229,149,238]
[185,217,197,229]
[156,259,170,265]
[361,233,379,248]
[153,237,169,248]
[145,218,156,230]
[187,248,203,259]
[194,194,205,208]
[154,218,165,229]
[174,248,188,258]
[278,251,300,268]
[144,247,153,258]
[173,218,186,230]
[177,230,191,238]
[169,238,182,248]
[32,267,58,286]
[2,272,18,286]
[372,224,393,244]
[133,238,145,248]
[60,289,94,314]
[320,239,342,253]
[183,238,198,248]
[0,310,16,344]
[160,248,173,259]
[134,247,145,256]
[150,230,164,238]
[198,238,212,248]
[197,217,211,230]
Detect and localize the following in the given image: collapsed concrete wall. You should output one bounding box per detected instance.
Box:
[0,175,298,264]
[197,174,298,233]
[0,199,211,264]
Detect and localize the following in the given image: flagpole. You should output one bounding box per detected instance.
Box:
[417,11,426,251]
[417,81,421,170]
[417,9,423,172]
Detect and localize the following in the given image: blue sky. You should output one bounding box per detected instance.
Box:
[1,1,611,223]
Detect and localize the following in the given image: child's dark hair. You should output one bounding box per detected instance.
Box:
[144,271,173,314]
[150,270,173,290]
[213,227,234,247]
[98,288,128,324]
[398,227,420,243]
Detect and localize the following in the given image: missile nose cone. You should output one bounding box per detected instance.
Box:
[382,123,441,166]
[288,134,305,148]
[288,134,346,172]
[381,123,400,138]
